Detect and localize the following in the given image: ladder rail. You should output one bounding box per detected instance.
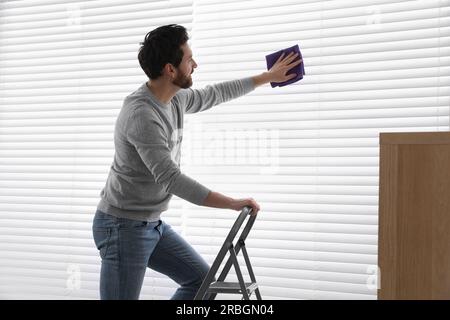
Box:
[228,245,250,300]
[194,206,257,300]
[216,215,256,282]
[206,213,256,300]
[241,243,262,300]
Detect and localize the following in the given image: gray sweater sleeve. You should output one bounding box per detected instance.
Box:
[127,108,211,205]
[176,77,256,114]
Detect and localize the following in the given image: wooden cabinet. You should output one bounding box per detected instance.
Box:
[378,132,450,299]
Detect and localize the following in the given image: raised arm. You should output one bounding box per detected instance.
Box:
[175,77,255,114]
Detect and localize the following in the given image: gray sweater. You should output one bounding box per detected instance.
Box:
[97,77,256,221]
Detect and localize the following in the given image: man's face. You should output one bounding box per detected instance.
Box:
[172,43,197,89]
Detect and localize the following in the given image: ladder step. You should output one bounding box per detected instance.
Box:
[206,281,258,294]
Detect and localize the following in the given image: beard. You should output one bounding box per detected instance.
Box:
[172,70,193,89]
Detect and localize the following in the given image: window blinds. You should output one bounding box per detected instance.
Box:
[0,0,449,300]
[0,0,194,300]
[183,0,450,300]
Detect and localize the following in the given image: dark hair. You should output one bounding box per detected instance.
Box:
[138,24,189,80]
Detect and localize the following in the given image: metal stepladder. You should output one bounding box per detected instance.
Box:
[194,206,262,300]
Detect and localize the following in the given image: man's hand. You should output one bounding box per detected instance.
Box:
[267,51,302,83]
[229,197,260,216]
[252,51,302,87]
[202,191,261,216]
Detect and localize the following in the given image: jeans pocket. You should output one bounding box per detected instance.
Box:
[93,227,111,259]
[117,217,150,229]
[154,220,163,236]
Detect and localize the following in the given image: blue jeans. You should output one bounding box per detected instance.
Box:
[92,209,210,300]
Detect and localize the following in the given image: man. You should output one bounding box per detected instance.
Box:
[92,24,302,300]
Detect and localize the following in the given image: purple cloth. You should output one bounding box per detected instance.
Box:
[265,44,305,88]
